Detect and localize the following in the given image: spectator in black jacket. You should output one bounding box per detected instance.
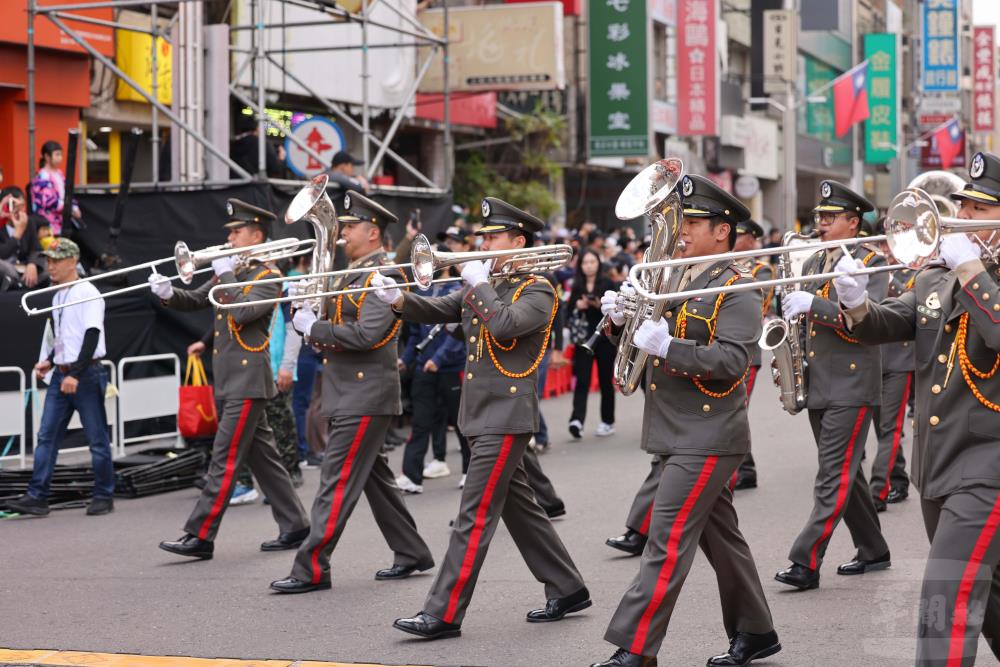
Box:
[230,114,285,178]
[0,186,46,290]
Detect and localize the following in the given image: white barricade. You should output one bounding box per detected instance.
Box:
[116,353,181,450]
[30,360,118,458]
[0,367,27,468]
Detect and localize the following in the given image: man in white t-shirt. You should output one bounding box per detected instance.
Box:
[5,238,114,517]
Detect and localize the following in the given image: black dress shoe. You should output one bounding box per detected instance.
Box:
[774,563,819,590]
[546,503,567,519]
[375,561,434,580]
[159,534,214,560]
[526,587,592,622]
[872,497,887,513]
[5,493,50,516]
[260,526,310,551]
[886,487,908,504]
[606,529,647,556]
[270,576,331,594]
[393,611,461,639]
[734,475,757,490]
[837,551,891,575]
[590,648,658,667]
[706,630,782,666]
[86,497,114,516]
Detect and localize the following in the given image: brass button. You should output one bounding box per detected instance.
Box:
[665,311,673,318]
[938,354,948,364]
[902,341,909,347]
[214,331,220,337]
[808,351,815,358]
[929,415,940,426]
[983,293,991,301]
[920,317,928,325]
[690,308,698,314]
[811,330,817,337]
[994,304,1000,312]
[469,336,477,343]
[484,308,489,313]
[472,318,479,325]
[241,359,248,366]
[973,283,980,290]
[649,383,657,391]
[217,314,223,320]
[467,372,473,380]
[357,371,364,380]
[815,290,823,296]
[931,384,942,394]
[213,349,218,355]
[509,386,517,394]
[468,354,475,362]
[653,359,660,367]
[323,358,328,364]
[944,324,952,333]
[702,404,711,413]
[849,363,856,370]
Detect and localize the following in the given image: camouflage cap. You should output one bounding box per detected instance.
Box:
[42,237,80,260]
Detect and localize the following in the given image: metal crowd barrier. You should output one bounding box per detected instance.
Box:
[0,367,27,468]
[116,353,181,450]
[29,360,119,459]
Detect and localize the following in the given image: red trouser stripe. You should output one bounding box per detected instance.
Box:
[443,434,515,624]
[878,372,912,502]
[309,416,371,584]
[638,500,654,537]
[745,365,759,400]
[630,456,718,655]
[947,490,1000,666]
[808,407,867,570]
[198,399,253,540]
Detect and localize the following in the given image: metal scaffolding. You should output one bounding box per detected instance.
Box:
[26,0,451,195]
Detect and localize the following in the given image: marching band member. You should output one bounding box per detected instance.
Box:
[270,192,433,593]
[592,176,778,667]
[152,199,309,559]
[373,197,589,639]
[838,152,1000,665]
[775,181,891,591]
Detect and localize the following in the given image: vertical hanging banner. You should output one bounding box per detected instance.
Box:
[921,0,959,92]
[973,26,996,133]
[588,0,649,157]
[864,34,897,165]
[677,0,719,136]
[763,10,796,95]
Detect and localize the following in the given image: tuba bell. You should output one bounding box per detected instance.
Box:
[285,173,340,318]
[906,170,965,217]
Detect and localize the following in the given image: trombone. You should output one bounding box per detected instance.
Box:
[20,236,315,316]
[207,233,574,309]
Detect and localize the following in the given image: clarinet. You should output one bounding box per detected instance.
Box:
[414,323,444,352]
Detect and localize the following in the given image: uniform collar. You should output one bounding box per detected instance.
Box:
[348,248,384,269]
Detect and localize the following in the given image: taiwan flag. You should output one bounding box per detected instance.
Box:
[933,119,964,170]
[833,62,870,138]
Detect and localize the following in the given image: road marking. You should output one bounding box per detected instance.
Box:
[0,648,429,667]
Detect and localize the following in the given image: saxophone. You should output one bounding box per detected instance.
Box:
[758,231,813,414]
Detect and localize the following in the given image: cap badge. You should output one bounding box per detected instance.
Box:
[481,199,491,217]
[343,193,352,210]
[226,202,234,216]
[971,153,985,179]
[821,182,832,198]
[681,177,693,197]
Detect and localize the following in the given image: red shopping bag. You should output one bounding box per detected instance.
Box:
[178,355,218,439]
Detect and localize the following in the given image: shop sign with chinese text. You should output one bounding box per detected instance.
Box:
[863,34,897,165]
[677,0,719,136]
[973,26,995,133]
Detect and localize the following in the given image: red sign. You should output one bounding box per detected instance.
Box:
[414,93,497,129]
[973,26,995,133]
[920,114,966,170]
[677,0,718,136]
[0,1,114,57]
[505,0,581,17]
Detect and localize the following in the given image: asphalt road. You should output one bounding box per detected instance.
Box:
[2,374,991,667]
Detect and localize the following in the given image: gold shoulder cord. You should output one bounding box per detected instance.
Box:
[674,274,749,398]
[819,250,877,344]
[956,312,1000,412]
[751,262,776,318]
[483,278,557,379]
[331,268,404,350]
[227,268,276,353]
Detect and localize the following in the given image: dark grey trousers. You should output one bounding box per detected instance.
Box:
[870,371,912,501]
[523,446,564,514]
[625,456,665,536]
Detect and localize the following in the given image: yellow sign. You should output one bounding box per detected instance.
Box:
[115,29,172,104]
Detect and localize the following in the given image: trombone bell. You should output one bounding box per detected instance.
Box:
[174,241,201,284]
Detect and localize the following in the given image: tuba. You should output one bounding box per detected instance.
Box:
[286,173,339,318]
[758,230,814,414]
[608,158,686,396]
[906,170,964,217]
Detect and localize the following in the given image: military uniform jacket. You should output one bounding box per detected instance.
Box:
[309,250,402,418]
[746,261,774,368]
[167,261,279,401]
[847,260,1000,499]
[635,260,762,457]
[800,243,889,408]
[399,274,555,438]
[880,268,917,373]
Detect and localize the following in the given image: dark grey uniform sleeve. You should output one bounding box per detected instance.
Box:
[165,279,214,311]
[311,291,397,351]
[847,290,918,345]
[663,280,762,381]
[399,288,464,324]
[464,279,555,339]
[808,252,889,331]
[955,267,1000,351]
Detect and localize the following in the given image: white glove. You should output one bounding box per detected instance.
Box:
[782,291,814,320]
[212,255,236,277]
[371,271,402,305]
[833,254,868,308]
[460,260,490,288]
[292,307,317,336]
[148,272,173,300]
[939,233,981,270]
[600,290,626,326]
[633,318,673,358]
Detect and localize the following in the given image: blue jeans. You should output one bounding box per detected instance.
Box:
[293,347,321,460]
[28,365,115,500]
[534,350,551,445]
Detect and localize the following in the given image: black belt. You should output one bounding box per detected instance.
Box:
[57,359,102,373]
